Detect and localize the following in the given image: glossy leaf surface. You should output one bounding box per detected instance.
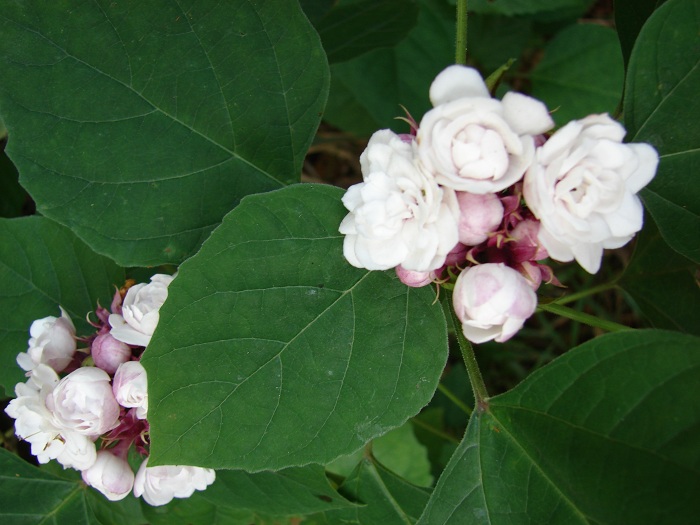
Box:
[0,216,124,395]
[418,330,700,524]
[0,0,328,266]
[624,0,700,263]
[143,184,449,470]
[530,23,624,126]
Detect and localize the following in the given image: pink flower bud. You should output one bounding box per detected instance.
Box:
[509,219,548,262]
[456,192,504,246]
[452,263,537,343]
[113,361,148,419]
[395,265,433,287]
[82,451,134,501]
[92,333,132,374]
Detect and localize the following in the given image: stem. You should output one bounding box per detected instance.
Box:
[448,294,489,411]
[411,418,460,445]
[538,302,632,333]
[553,282,618,306]
[437,382,472,416]
[455,0,468,65]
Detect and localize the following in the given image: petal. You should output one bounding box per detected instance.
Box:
[501,92,554,135]
[429,65,489,106]
[625,143,659,193]
[108,314,151,347]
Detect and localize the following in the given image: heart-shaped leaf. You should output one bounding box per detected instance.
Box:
[0,216,124,395]
[417,330,700,524]
[0,0,329,266]
[624,0,700,263]
[142,184,449,471]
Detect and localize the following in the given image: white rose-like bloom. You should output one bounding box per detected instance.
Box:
[133,458,216,506]
[452,263,537,344]
[16,306,77,373]
[46,367,121,438]
[109,274,174,347]
[82,451,135,501]
[4,364,97,470]
[523,114,658,274]
[417,65,554,194]
[339,129,460,271]
[113,361,148,419]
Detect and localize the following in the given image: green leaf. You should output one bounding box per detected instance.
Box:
[624,0,700,263]
[320,457,431,524]
[326,420,434,488]
[323,0,455,137]
[619,215,700,335]
[615,0,668,68]
[466,14,532,75]
[462,0,593,16]
[316,0,419,64]
[143,184,449,471]
[0,216,124,396]
[201,465,354,516]
[530,23,624,127]
[87,491,147,525]
[0,448,98,525]
[140,491,259,525]
[299,0,336,25]
[0,0,329,266]
[417,330,700,524]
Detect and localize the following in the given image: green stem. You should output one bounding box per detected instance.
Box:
[437,382,472,416]
[538,302,632,333]
[553,282,618,306]
[448,294,489,411]
[455,0,468,65]
[411,418,460,445]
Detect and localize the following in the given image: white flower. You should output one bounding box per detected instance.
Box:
[4,364,97,470]
[113,361,148,420]
[417,65,554,194]
[452,263,537,344]
[339,129,460,271]
[455,191,504,245]
[523,114,658,273]
[82,451,135,501]
[16,307,76,373]
[133,458,216,506]
[109,274,174,347]
[46,367,120,438]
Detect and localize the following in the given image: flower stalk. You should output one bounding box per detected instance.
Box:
[537,302,632,333]
[447,293,489,411]
[455,0,468,65]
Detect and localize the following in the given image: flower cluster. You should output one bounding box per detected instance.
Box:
[5,274,216,506]
[340,65,658,344]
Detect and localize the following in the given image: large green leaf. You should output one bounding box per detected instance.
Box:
[619,215,700,335]
[323,0,455,137]
[312,457,431,524]
[0,216,124,396]
[417,330,700,524]
[143,184,449,470]
[315,0,419,64]
[615,0,668,67]
[530,23,624,127]
[624,0,700,263]
[459,0,593,16]
[0,0,329,266]
[0,448,98,525]
[201,465,354,516]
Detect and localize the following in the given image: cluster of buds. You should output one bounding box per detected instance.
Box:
[5,274,215,506]
[339,65,658,343]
